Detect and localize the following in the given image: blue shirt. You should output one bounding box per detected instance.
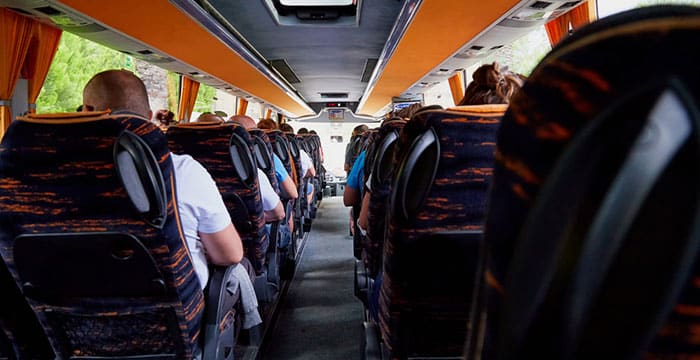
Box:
[273,154,289,183]
[347,150,366,191]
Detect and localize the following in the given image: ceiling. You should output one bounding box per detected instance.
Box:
[204,0,404,105]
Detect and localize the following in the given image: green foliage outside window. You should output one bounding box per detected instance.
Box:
[36,32,134,113]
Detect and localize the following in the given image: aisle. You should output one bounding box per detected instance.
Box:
[259,196,363,359]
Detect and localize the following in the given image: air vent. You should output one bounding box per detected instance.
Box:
[470,45,484,50]
[361,58,378,83]
[270,59,301,84]
[34,6,61,16]
[557,1,582,10]
[491,45,504,50]
[138,50,154,55]
[529,1,552,9]
[320,93,348,99]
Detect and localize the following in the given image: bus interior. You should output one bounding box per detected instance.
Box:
[1,0,700,359]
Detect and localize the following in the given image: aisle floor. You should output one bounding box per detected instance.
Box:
[259,196,363,360]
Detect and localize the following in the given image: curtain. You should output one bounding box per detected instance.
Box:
[0,8,35,138]
[177,76,199,122]
[21,22,62,113]
[237,98,248,116]
[545,0,596,46]
[264,108,272,119]
[448,71,465,106]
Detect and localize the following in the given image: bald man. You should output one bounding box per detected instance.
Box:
[83,70,248,289]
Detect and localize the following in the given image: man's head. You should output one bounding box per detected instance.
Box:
[257,118,277,130]
[83,69,151,118]
[196,113,224,124]
[228,114,256,129]
[297,127,308,135]
[279,123,294,134]
[352,124,368,137]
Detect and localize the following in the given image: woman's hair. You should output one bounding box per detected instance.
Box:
[458,62,525,106]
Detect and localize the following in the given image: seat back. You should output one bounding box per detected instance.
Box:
[249,128,279,193]
[380,105,505,358]
[479,6,700,359]
[167,122,268,274]
[265,130,295,183]
[0,111,204,359]
[364,119,406,278]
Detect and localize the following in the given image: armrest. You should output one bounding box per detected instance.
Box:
[202,265,239,360]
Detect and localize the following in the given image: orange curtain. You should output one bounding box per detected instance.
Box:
[264,108,272,119]
[21,22,62,113]
[237,98,248,116]
[0,8,35,137]
[448,71,465,106]
[545,0,596,46]
[178,76,199,122]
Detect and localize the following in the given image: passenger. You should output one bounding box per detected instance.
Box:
[153,109,175,131]
[229,115,298,201]
[457,62,525,106]
[280,123,316,204]
[82,69,261,330]
[257,118,278,130]
[191,113,283,223]
[195,112,224,123]
[345,124,368,174]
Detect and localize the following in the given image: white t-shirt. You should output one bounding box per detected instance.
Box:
[258,168,280,212]
[300,150,313,178]
[172,154,231,289]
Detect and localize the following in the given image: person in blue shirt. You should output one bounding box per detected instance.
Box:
[343,149,366,207]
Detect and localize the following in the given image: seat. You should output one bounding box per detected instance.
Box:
[167,122,279,302]
[265,130,299,278]
[0,111,236,359]
[476,5,700,359]
[285,134,307,238]
[363,118,407,279]
[378,105,506,359]
[167,122,268,275]
[248,128,284,289]
[351,129,379,260]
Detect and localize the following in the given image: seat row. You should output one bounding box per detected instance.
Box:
[355,5,700,359]
[0,114,323,359]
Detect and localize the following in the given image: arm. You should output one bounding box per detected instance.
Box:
[279,176,298,200]
[358,192,370,231]
[264,201,285,222]
[200,223,244,265]
[344,186,360,207]
[258,168,284,222]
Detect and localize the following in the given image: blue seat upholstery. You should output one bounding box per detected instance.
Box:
[379,105,505,358]
[479,5,700,359]
[0,111,230,359]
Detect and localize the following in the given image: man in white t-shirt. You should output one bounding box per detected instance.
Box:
[83,70,260,329]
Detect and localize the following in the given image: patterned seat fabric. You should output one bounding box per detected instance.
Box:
[379,105,505,358]
[167,122,268,274]
[0,112,204,358]
[265,130,295,184]
[364,119,406,278]
[249,128,279,193]
[481,5,700,359]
